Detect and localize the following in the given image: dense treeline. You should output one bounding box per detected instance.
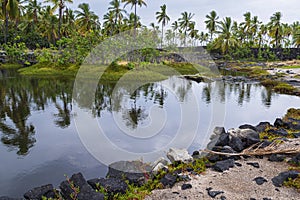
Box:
[0,0,299,65]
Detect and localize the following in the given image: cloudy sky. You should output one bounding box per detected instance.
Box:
[65,0,299,31]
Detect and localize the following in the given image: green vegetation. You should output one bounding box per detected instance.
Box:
[274,82,296,94]
[280,66,300,69]
[283,108,300,121]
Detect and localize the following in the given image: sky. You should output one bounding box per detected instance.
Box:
[63,0,299,31]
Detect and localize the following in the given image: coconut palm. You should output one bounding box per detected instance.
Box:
[268,12,283,48]
[213,17,239,54]
[44,0,73,39]
[2,0,20,43]
[108,0,126,33]
[156,4,170,48]
[38,5,58,44]
[178,11,194,46]
[25,0,42,24]
[205,10,219,41]
[75,3,100,34]
[122,0,147,30]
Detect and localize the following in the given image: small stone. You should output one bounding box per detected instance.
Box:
[206,187,224,198]
[0,197,23,200]
[267,128,288,137]
[288,153,300,165]
[246,162,260,168]
[274,118,284,127]
[172,191,180,195]
[239,124,257,131]
[253,177,268,185]
[256,122,271,133]
[181,183,192,190]
[220,196,227,200]
[235,162,242,167]
[212,159,235,172]
[263,198,272,200]
[87,178,128,195]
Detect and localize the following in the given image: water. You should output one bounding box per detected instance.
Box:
[0,69,300,197]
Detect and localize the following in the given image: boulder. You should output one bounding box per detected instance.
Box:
[228,136,245,152]
[246,162,260,168]
[0,197,23,200]
[255,122,271,133]
[293,132,300,138]
[87,178,128,195]
[24,184,55,200]
[274,118,284,128]
[212,159,235,172]
[160,173,177,188]
[167,148,193,163]
[106,161,151,186]
[288,153,300,165]
[60,173,104,200]
[239,124,257,131]
[206,127,228,149]
[268,154,286,162]
[271,171,300,187]
[267,129,288,137]
[228,128,260,150]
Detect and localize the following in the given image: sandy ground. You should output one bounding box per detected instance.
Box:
[145,157,300,200]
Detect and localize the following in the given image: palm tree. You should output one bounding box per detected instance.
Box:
[108,0,126,34]
[178,11,194,46]
[103,10,115,36]
[240,12,252,44]
[25,0,42,24]
[39,5,58,44]
[44,0,73,39]
[2,0,20,43]
[156,4,170,48]
[75,3,100,34]
[268,12,283,48]
[122,0,147,31]
[291,21,300,48]
[204,10,219,41]
[213,17,239,55]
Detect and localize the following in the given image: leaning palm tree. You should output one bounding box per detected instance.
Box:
[268,12,283,48]
[122,0,147,31]
[204,10,219,41]
[156,4,170,48]
[44,0,73,39]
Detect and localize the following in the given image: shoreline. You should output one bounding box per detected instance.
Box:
[2,108,300,200]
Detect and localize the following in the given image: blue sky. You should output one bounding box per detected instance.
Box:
[63,0,299,31]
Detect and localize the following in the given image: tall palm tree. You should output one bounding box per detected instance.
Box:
[75,3,100,34]
[44,0,73,39]
[108,0,126,33]
[291,21,300,48]
[178,11,194,46]
[25,0,42,24]
[122,0,147,31]
[240,12,252,44]
[156,4,170,48]
[268,12,283,48]
[2,0,20,43]
[39,5,58,44]
[213,17,239,55]
[204,10,219,41]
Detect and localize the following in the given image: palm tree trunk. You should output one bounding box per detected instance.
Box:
[161,24,163,48]
[58,6,62,40]
[134,3,137,31]
[4,14,9,43]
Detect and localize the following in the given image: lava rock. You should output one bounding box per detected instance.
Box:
[274,118,284,127]
[235,162,242,167]
[220,196,227,200]
[206,187,224,198]
[24,184,55,200]
[246,162,260,168]
[181,183,192,190]
[167,148,193,163]
[271,171,300,187]
[212,159,235,172]
[214,127,229,147]
[87,178,128,195]
[253,177,268,185]
[288,153,300,165]
[60,173,104,200]
[106,161,151,186]
[239,124,257,131]
[228,136,245,152]
[160,173,177,188]
[0,197,23,200]
[268,154,286,162]
[256,122,271,133]
[293,132,300,138]
[267,128,288,137]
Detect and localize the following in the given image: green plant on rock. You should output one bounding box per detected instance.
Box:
[274,83,296,94]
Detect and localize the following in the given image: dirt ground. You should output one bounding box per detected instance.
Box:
[145,157,300,200]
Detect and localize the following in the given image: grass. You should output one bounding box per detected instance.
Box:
[284,164,300,191]
[280,65,300,69]
[274,83,296,94]
[0,63,23,69]
[283,108,300,121]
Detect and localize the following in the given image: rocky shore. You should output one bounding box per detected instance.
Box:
[1,108,300,200]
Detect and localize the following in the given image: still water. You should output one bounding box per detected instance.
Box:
[1,69,299,197]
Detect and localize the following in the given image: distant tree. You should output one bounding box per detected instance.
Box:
[122,0,147,30]
[156,4,170,48]
[205,10,219,41]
